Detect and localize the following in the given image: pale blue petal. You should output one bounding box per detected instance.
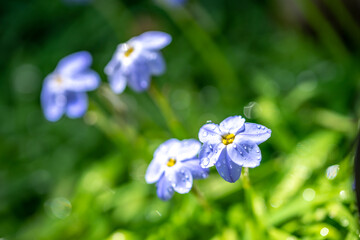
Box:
[109,70,127,94]
[198,123,222,144]
[133,31,172,50]
[41,80,66,122]
[177,139,201,161]
[56,51,92,76]
[104,54,121,76]
[156,174,175,201]
[215,147,242,183]
[219,115,245,135]
[145,158,165,184]
[144,51,166,75]
[65,91,88,118]
[199,143,224,168]
[166,167,193,194]
[153,139,181,160]
[227,140,262,168]
[66,70,100,92]
[238,123,272,145]
[127,58,151,92]
[182,159,209,179]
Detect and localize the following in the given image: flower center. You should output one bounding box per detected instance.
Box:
[222,133,235,145]
[124,46,134,57]
[54,75,63,86]
[167,158,177,167]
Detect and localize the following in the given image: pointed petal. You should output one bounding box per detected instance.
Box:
[227,140,262,168]
[199,143,224,168]
[133,31,172,50]
[56,51,92,76]
[66,70,100,92]
[177,139,201,161]
[104,54,121,76]
[109,70,127,94]
[215,147,242,183]
[145,158,165,184]
[153,139,181,160]
[65,91,88,118]
[41,80,66,122]
[127,58,151,92]
[144,51,166,75]
[198,123,222,144]
[181,159,209,179]
[156,174,175,201]
[239,123,272,145]
[166,167,193,194]
[219,116,245,135]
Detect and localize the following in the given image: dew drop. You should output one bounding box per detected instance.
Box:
[303,188,316,201]
[326,164,340,180]
[256,149,260,153]
[257,125,261,129]
[202,131,208,137]
[320,227,329,236]
[233,144,237,149]
[201,157,210,167]
[140,80,148,88]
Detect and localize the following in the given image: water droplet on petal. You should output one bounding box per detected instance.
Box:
[201,157,210,168]
[257,125,261,129]
[203,131,208,137]
[233,144,237,149]
[140,80,148,88]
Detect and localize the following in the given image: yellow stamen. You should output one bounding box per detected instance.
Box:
[124,47,134,57]
[222,133,235,145]
[55,75,63,85]
[167,158,176,167]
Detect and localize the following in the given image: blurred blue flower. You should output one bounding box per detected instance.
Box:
[105,31,172,94]
[164,0,186,6]
[198,116,271,183]
[41,51,100,122]
[146,139,209,201]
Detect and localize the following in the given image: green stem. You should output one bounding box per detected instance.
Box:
[191,182,211,211]
[148,83,187,139]
[241,167,251,189]
[161,4,241,104]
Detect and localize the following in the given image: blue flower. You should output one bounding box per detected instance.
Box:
[105,31,172,94]
[165,0,186,6]
[198,116,271,183]
[145,139,209,201]
[41,51,100,122]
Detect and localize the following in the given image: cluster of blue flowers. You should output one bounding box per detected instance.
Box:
[41,31,271,201]
[146,116,271,200]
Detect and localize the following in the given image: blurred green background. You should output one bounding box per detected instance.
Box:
[1,0,360,239]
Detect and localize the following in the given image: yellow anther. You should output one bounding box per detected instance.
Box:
[222,133,235,145]
[167,158,176,167]
[124,46,134,57]
[55,75,63,85]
